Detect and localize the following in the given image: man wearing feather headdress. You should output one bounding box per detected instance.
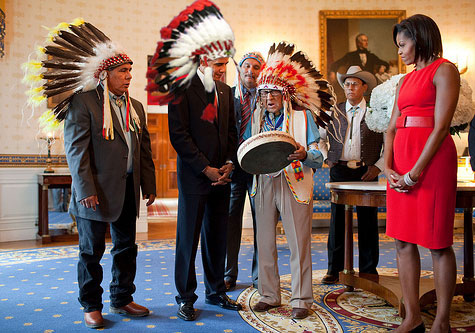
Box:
[22,19,156,328]
[243,42,333,320]
[318,65,383,285]
[146,0,241,322]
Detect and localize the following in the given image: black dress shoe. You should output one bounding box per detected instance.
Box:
[177,302,196,321]
[224,278,236,291]
[205,294,242,311]
[409,322,425,333]
[321,274,339,284]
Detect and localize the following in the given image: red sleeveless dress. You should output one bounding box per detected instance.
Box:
[386,58,457,249]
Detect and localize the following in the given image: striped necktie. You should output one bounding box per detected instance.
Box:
[239,91,251,143]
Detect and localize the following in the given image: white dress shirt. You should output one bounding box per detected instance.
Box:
[318,98,384,171]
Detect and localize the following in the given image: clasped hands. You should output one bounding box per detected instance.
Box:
[203,163,233,186]
[385,169,417,193]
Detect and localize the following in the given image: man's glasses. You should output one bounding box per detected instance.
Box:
[259,90,282,98]
[343,81,362,89]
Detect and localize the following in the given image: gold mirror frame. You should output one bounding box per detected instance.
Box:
[319,10,407,78]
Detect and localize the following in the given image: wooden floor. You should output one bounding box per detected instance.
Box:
[0,220,179,251]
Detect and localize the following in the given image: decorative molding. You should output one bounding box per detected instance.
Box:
[0,154,68,168]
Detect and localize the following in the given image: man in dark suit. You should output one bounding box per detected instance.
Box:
[64,58,156,328]
[318,66,383,284]
[225,52,264,291]
[329,33,389,77]
[168,56,241,321]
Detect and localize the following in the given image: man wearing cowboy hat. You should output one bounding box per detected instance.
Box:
[318,65,384,284]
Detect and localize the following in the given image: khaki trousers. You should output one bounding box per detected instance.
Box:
[255,173,313,309]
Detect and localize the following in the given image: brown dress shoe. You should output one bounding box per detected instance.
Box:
[110,301,150,317]
[292,307,309,319]
[321,274,339,284]
[84,310,104,329]
[252,301,280,312]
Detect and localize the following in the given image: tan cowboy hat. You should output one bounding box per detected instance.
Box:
[337,66,377,95]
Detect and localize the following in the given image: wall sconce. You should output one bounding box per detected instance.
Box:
[40,132,57,173]
[445,49,469,75]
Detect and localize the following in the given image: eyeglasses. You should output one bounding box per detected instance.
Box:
[343,81,362,89]
[259,90,282,98]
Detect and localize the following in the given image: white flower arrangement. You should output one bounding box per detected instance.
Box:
[366,74,475,133]
[451,79,475,128]
[366,74,405,133]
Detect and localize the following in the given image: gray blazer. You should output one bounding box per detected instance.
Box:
[64,87,156,222]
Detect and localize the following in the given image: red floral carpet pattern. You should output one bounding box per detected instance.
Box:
[238,269,475,332]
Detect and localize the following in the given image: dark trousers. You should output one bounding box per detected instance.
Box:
[175,185,230,304]
[327,164,379,275]
[76,175,137,312]
[225,165,258,286]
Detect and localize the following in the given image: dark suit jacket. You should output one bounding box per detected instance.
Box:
[64,87,156,222]
[168,75,237,195]
[231,86,242,143]
[330,49,389,74]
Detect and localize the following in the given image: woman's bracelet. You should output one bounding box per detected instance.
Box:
[403,172,417,187]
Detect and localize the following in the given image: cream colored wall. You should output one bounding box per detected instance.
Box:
[0,0,474,156]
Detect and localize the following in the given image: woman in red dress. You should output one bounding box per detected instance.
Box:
[384,14,460,333]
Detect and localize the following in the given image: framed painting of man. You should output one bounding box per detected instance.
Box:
[319,10,406,102]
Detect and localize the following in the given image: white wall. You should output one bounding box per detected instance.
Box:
[0,0,474,156]
[0,0,474,241]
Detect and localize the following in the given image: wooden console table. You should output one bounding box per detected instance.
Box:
[37,173,74,244]
[326,181,475,317]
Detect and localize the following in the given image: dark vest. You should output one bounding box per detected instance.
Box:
[327,102,384,166]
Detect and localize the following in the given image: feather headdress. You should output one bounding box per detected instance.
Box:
[22,18,139,139]
[146,0,235,111]
[256,42,337,128]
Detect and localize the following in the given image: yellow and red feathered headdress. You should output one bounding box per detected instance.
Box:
[22,18,139,139]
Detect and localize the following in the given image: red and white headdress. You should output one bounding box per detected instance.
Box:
[146,0,235,106]
[256,42,336,128]
[22,18,139,139]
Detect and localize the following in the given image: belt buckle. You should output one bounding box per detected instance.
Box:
[347,160,359,169]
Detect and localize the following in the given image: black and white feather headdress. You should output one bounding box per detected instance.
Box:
[147,0,235,120]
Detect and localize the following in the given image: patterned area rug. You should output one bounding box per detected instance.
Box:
[239,268,475,332]
[0,235,473,332]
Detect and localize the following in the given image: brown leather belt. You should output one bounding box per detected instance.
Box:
[396,115,434,128]
[338,160,364,169]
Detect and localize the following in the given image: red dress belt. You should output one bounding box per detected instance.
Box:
[396,115,434,128]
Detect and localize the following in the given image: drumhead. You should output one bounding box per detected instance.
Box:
[238,131,297,174]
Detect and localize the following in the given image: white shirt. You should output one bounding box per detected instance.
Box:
[318,98,384,171]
